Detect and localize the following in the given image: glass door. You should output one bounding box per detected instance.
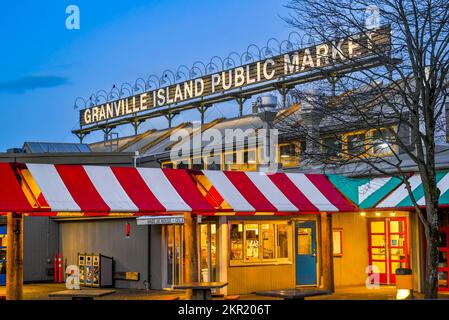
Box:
[368,219,388,283]
[388,218,408,284]
[368,217,408,285]
[199,222,218,282]
[166,224,184,287]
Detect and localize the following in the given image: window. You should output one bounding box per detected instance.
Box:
[205,152,222,170]
[346,132,367,155]
[333,228,343,256]
[224,148,258,171]
[327,127,398,159]
[322,136,342,158]
[230,223,243,260]
[229,221,292,265]
[161,161,174,169]
[191,157,205,170]
[278,143,300,168]
[369,128,396,156]
[261,223,275,259]
[176,159,190,169]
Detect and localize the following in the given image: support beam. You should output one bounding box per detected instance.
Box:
[277,86,291,108]
[325,73,341,97]
[164,111,178,128]
[235,96,249,117]
[320,212,334,292]
[184,213,199,299]
[197,104,211,125]
[6,212,23,300]
[131,120,143,136]
[75,132,87,144]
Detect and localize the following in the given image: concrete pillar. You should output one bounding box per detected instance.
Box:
[320,212,334,292]
[6,212,23,300]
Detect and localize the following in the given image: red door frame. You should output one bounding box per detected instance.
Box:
[438,227,449,291]
[368,217,409,284]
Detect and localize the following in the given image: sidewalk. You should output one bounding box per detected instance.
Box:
[1,283,447,300]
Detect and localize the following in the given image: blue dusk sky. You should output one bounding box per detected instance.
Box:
[0,0,293,151]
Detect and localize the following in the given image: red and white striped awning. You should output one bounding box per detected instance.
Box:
[26,164,214,214]
[201,171,354,214]
[0,163,354,216]
[0,163,33,212]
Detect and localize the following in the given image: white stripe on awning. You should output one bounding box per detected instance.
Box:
[377,174,422,208]
[137,168,191,212]
[245,172,297,211]
[26,163,81,212]
[202,170,255,212]
[358,177,392,204]
[286,173,337,212]
[84,166,139,212]
[417,173,449,205]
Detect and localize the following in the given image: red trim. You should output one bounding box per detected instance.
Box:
[0,163,33,212]
[223,171,278,212]
[111,167,166,213]
[306,174,355,211]
[367,217,409,285]
[163,169,215,212]
[268,173,318,212]
[55,165,110,212]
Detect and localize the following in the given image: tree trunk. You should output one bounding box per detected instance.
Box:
[425,223,439,299]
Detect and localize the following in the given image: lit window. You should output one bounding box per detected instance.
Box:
[161,161,174,169]
[230,221,291,265]
[346,132,367,155]
[370,128,395,156]
[230,223,243,260]
[278,143,299,167]
[245,224,259,261]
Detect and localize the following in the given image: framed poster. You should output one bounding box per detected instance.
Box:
[333,229,343,256]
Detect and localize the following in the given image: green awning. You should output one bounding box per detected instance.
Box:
[328,174,402,209]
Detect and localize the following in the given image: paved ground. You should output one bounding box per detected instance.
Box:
[1,283,447,300]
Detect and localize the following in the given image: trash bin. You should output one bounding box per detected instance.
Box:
[396,268,413,299]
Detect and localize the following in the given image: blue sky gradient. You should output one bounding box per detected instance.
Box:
[0,0,292,151]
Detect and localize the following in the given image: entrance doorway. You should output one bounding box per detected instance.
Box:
[368,217,409,284]
[295,221,317,286]
[166,224,184,287]
[199,222,218,282]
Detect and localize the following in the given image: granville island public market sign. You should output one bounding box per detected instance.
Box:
[80,26,391,127]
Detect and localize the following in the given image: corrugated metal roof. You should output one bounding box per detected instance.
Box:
[23,142,91,153]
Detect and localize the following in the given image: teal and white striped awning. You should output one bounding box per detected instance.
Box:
[327,174,402,209]
[376,171,449,209]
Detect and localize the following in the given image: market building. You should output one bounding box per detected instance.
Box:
[0,24,449,298]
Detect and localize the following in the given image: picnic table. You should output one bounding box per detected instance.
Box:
[256,288,332,300]
[173,282,228,300]
[48,289,116,300]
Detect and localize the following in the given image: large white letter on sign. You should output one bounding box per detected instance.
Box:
[66,265,80,290]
